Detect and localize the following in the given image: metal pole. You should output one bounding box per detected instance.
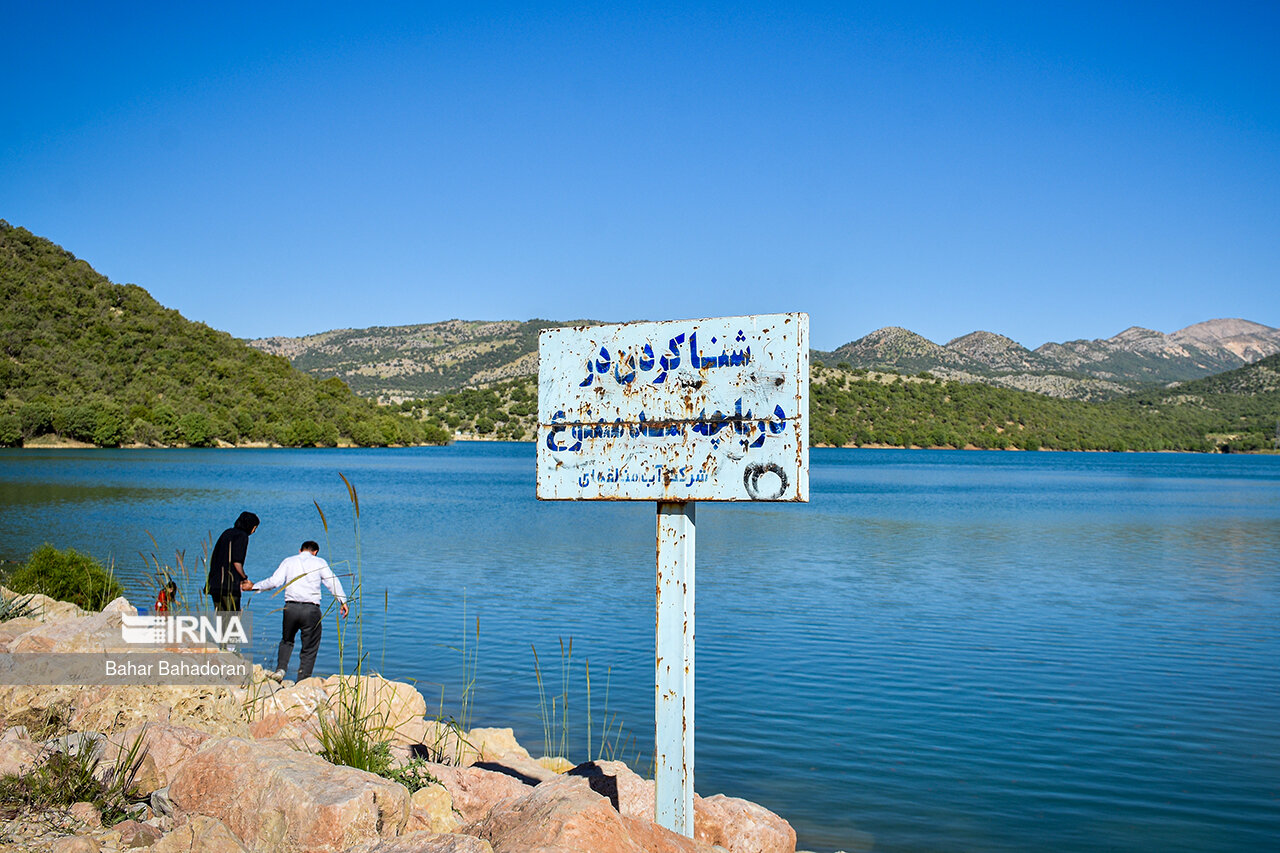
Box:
[656,500,695,836]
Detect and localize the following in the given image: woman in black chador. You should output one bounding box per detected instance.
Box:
[207,511,258,612]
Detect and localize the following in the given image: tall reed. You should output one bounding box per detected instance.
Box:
[532,637,634,764]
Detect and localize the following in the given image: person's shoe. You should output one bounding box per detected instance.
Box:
[268,668,285,683]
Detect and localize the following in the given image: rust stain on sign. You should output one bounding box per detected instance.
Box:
[536,313,809,502]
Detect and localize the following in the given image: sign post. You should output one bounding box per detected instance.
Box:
[655,500,695,833]
[537,313,809,837]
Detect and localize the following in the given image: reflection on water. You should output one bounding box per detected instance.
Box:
[1,446,1278,852]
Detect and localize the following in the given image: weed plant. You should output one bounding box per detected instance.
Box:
[138,530,212,614]
[533,637,635,765]
[0,730,147,824]
[311,475,463,786]
[0,593,37,622]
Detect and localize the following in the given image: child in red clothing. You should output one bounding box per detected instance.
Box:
[154,580,178,613]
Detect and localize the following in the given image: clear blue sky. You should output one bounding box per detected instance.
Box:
[2,1,1277,350]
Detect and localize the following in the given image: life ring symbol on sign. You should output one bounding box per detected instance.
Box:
[743,462,789,500]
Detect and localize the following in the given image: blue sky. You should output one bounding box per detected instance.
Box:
[2,1,1276,351]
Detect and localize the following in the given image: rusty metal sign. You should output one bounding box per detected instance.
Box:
[536,313,809,502]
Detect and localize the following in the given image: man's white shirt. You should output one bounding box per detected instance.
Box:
[253,552,347,605]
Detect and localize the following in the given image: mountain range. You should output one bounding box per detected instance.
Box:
[252,318,1280,402]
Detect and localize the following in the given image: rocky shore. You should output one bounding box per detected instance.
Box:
[0,590,803,853]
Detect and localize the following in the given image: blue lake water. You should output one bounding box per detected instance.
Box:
[1,444,1278,852]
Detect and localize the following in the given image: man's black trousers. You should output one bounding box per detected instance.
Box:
[278,601,323,680]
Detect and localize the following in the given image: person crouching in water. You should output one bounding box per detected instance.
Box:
[246,540,348,682]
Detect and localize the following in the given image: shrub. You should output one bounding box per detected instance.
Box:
[7,545,125,611]
[0,413,21,447]
[0,729,147,824]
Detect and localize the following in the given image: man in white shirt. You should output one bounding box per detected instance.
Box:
[246,540,348,682]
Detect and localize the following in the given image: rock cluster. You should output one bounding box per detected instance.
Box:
[0,589,797,852]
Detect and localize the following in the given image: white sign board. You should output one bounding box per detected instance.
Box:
[536,313,809,502]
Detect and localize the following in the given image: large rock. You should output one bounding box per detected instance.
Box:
[567,761,796,853]
[0,616,43,648]
[408,784,462,833]
[109,818,164,847]
[0,680,251,739]
[470,773,715,853]
[416,724,541,770]
[1,585,85,623]
[151,815,248,852]
[695,794,796,853]
[345,833,495,853]
[425,762,535,824]
[569,760,655,820]
[72,684,250,737]
[321,674,427,743]
[6,596,132,653]
[107,722,211,795]
[242,676,326,749]
[0,737,41,776]
[50,838,100,853]
[462,727,530,763]
[168,736,409,852]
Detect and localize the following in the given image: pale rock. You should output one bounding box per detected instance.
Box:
[568,760,655,821]
[167,736,408,852]
[249,712,321,751]
[473,755,556,785]
[471,773,715,853]
[413,720,472,765]
[0,617,43,648]
[66,683,252,737]
[536,756,574,774]
[391,715,432,747]
[246,679,327,724]
[424,762,534,824]
[45,730,104,758]
[1,723,30,741]
[0,681,248,739]
[695,793,797,853]
[50,837,101,853]
[69,800,103,829]
[568,760,796,853]
[1,584,85,623]
[320,674,427,742]
[245,678,327,748]
[107,723,210,795]
[151,787,176,818]
[0,737,41,776]
[111,817,163,847]
[462,727,530,763]
[151,815,248,853]
[407,784,462,833]
[345,833,495,853]
[7,596,132,653]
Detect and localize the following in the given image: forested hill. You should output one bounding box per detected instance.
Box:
[405,361,1279,453]
[0,222,447,447]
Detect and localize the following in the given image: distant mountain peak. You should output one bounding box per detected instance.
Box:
[1173,318,1277,342]
[945,330,1042,372]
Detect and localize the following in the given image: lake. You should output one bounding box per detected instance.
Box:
[1,445,1277,852]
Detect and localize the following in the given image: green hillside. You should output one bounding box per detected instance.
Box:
[0,222,448,448]
[416,362,1277,452]
[808,367,1202,451]
[1127,352,1280,451]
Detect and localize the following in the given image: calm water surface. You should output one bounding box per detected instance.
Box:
[1,445,1277,852]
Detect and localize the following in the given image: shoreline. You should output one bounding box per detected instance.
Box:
[0,588,806,852]
[8,436,1276,455]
